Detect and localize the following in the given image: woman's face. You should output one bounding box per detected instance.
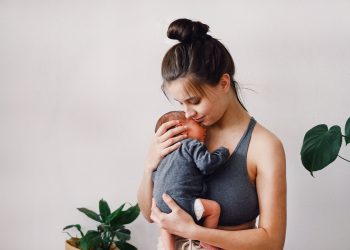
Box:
[165,77,229,127]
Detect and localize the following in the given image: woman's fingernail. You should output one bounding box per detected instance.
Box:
[163,193,169,199]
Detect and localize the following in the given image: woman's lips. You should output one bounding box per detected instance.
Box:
[193,116,204,122]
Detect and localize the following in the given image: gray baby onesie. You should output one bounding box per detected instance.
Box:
[152,138,229,222]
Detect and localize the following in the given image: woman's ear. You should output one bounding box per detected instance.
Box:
[219,73,231,93]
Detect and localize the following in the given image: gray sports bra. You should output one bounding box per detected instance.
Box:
[205,116,259,226]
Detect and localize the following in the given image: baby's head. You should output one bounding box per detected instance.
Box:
[155,111,206,142]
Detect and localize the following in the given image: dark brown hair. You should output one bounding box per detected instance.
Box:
[155,111,186,133]
[161,18,246,110]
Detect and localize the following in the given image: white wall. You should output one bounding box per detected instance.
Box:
[1,1,350,249]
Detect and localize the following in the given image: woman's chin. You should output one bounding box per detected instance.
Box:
[200,120,210,127]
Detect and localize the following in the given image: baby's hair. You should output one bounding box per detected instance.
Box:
[155,111,186,133]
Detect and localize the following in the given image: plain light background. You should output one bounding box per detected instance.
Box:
[1,0,350,249]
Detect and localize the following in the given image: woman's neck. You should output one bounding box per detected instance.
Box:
[210,95,250,132]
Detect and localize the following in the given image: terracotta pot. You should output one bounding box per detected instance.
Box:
[65,238,119,250]
[65,238,79,250]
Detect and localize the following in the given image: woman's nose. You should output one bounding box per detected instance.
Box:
[184,106,196,118]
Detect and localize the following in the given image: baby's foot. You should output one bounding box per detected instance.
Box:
[199,241,219,250]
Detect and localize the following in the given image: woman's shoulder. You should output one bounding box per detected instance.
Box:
[250,121,285,169]
[252,121,283,149]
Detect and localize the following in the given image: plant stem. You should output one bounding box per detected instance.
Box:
[78,228,84,238]
[338,155,350,163]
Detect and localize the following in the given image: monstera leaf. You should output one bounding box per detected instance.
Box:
[345,117,350,145]
[300,124,342,176]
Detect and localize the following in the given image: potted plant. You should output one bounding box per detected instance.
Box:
[300,117,350,176]
[63,199,140,250]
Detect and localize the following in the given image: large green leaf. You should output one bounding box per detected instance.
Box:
[115,228,131,241]
[62,224,81,231]
[79,230,102,250]
[99,199,111,223]
[77,207,102,223]
[345,117,350,145]
[301,124,342,176]
[112,204,140,227]
[106,203,126,224]
[62,224,84,237]
[115,241,138,250]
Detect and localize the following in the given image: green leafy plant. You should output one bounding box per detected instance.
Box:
[63,199,140,250]
[301,117,350,176]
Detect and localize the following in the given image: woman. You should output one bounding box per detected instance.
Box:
[137,18,286,250]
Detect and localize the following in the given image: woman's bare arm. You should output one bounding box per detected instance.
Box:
[137,169,155,222]
[151,134,286,250]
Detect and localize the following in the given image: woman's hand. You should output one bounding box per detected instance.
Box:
[145,120,187,172]
[151,193,197,239]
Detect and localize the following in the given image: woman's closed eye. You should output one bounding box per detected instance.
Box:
[185,97,201,105]
[189,98,201,105]
[174,97,201,106]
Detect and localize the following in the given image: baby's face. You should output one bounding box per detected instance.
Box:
[181,119,206,142]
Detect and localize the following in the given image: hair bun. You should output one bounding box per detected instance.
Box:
[167,18,209,43]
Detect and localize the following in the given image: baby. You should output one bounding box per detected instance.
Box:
[152,111,229,250]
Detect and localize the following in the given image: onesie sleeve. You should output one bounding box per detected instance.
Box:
[186,140,230,175]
